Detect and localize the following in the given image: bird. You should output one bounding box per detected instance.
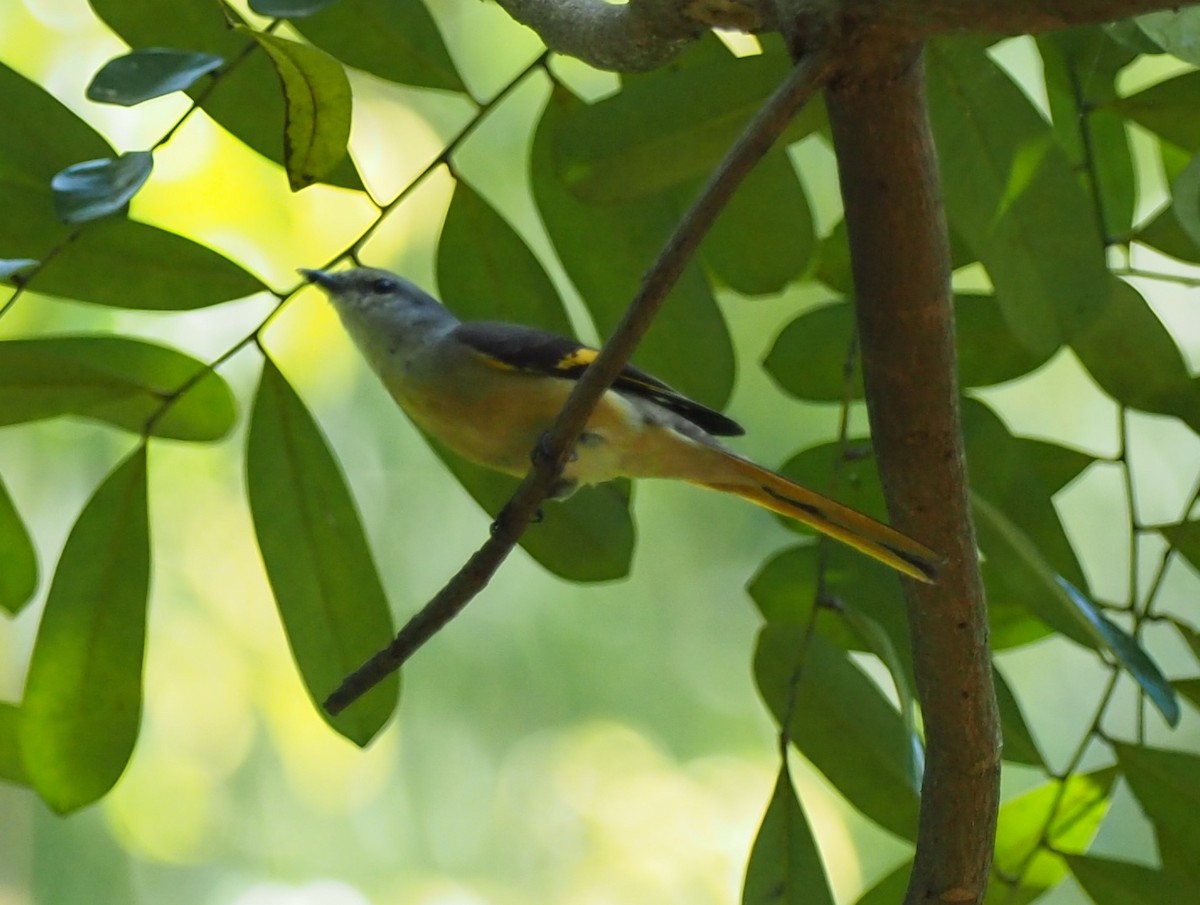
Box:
[301,266,939,582]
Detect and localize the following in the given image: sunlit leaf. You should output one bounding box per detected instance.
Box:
[0,702,28,786]
[927,39,1109,357]
[532,84,735,409]
[1068,854,1200,904]
[742,763,835,905]
[241,30,351,191]
[51,151,153,224]
[294,0,466,93]
[853,863,910,905]
[86,48,223,106]
[91,0,363,190]
[986,768,1117,904]
[1056,577,1179,726]
[755,627,919,840]
[437,178,573,334]
[247,359,399,745]
[0,475,38,616]
[20,448,149,813]
[0,336,237,441]
[993,668,1044,768]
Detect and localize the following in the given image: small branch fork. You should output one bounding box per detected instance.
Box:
[322,48,838,716]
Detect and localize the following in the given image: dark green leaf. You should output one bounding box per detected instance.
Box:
[755,627,919,840]
[1068,854,1200,904]
[986,768,1117,905]
[853,863,910,905]
[0,702,28,786]
[437,179,573,334]
[251,0,337,16]
[1133,202,1200,263]
[927,39,1109,357]
[1174,678,1200,710]
[1038,28,1138,237]
[765,295,1050,403]
[688,147,814,295]
[1107,20,1167,54]
[295,0,466,93]
[51,151,153,224]
[532,85,735,408]
[1111,70,1200,152]
[1056,577,1178,725]
[242,31,351,191]
[0,336,237,441]
[1170,151,1200,249]
[0,259,38,280]
[1163,521,1200,571]
[553,51,823,203]
[993,668,1044,768]
[1072,280,1200,433]
[90,0,363,190]
[247,359,399,745]
[1172,618,1200,662]
[1136,11,1200,66]
[86,48,223,106]
[20,448,149,812]
[742,763,835,905]
[0,62,265,307]
[425,435,634,582]
[0,475,38,616]
[1115,743,1200,876]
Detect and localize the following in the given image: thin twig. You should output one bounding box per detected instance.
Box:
[323,48,838,716]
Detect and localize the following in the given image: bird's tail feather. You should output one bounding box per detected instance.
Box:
[693,452,940,583]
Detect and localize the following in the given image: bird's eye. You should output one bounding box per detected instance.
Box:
[369,277,399,294]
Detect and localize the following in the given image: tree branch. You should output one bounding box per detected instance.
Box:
[323,49,837,717]
[823,44,1000,905]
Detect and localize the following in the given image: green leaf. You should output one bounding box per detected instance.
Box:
[1111,70,1200,152]
[553,50,823,203]
[1170,151,1200,249]
[927,39,1110,357]
[532,85,735,409]
[0,475,38,616]
[0,702,29,786]
[993,668,1044,768]
[764,294,1050,403]
[247,359,399,745]
[242,31,351,191]
[251,0,337,16]
[1174,677,1200,710]
[1136,10,1200,66]
[20,448,149,813]
[1067,854,1200,904]
[425,435,634,582]
[90,0,363,190]
[51,151,153,224]
[853,863,910,905]
[687,147,814,295]
[1163,520,1200,571]
[1133,202,1200,263]
[0,258,38,281]
[0,335,237,441]
[986,768,1117,905]
[1056,577,1179,726]
[0,62,264,307]
[294,0,466,93]
[1072,281,1200,433]
[1115,743,1200,876]
[742,763,835,905]
[437,179,573,334]
[86,48,223,106]
[755,627,919,840]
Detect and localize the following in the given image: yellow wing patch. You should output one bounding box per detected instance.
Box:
[554,348,598,372]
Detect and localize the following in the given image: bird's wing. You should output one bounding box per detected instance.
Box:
[452,321,744,437]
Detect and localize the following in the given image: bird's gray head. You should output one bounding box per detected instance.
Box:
[300,266,444,319]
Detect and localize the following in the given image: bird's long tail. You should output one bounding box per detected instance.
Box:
[693,452,941,583]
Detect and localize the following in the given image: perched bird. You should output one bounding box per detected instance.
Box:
[301,266,939,582]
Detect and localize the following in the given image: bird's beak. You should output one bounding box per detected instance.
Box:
[299,268,338,290]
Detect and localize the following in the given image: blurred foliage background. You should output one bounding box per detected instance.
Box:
[1,1,1199,904]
